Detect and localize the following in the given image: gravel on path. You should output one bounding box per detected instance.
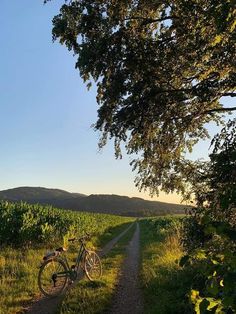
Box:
[110,222,143,314]
[24,223,134,314]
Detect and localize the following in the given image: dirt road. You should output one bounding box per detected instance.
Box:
[110,222,143,314]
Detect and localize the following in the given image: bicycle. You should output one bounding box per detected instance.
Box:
[38,234,102,297]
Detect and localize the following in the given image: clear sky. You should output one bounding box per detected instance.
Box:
[0,1,234,204]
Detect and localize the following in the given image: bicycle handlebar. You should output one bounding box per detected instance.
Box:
[68,233,91,243]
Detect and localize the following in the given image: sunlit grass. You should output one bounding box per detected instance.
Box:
[140,218,193,314]
[0,221,134,314]
[0,247,44,314]
[58,223,136,314]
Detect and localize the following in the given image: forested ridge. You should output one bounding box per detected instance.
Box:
[0,186,186,217]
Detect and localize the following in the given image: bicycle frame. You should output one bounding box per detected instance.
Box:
[75,241,88,267]
[38,235,102,297]
[53,241,89,279]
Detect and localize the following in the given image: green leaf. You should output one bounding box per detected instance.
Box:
[196,249,207,260]
[191,289,200,303]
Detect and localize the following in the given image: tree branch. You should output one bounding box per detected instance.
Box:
[124,15,179,24]
[156,88,192,94]
[204,107,236,114]
[221,92,236,97]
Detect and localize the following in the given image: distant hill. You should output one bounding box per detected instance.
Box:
[0,187,188,217]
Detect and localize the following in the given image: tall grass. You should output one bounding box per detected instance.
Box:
[0,247,45,314]
[140,217,193,314]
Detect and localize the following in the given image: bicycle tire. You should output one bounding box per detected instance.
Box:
[84,251,102,281]
[38,258,68,297]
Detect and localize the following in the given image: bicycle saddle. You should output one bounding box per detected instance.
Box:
[55,247,67,252]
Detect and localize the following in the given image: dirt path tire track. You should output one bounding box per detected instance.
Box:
[110,222,143,314]
[24,223,134,314]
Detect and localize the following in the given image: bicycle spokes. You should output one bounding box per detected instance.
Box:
[38,259,68,297]
[84,252,102,281]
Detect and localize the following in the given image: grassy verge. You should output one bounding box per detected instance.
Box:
[0,246,45,314]
[0,220,134,314]
[140,218,194,314]
[58,223,136,314]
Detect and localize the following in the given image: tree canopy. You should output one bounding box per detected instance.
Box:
[181,118,236,313]
[47,0,236,196]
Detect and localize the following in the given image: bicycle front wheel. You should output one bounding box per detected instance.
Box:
[38,258,68,297]
[84,251,102,281]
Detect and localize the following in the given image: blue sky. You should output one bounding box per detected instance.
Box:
[0,1,234,204]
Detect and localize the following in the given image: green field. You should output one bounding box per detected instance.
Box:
[0,202,188,314]
[0,202,206,314]
[0,201,134,314]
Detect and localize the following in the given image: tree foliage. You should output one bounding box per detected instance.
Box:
[181,119,236,313]
[46,0,235,195]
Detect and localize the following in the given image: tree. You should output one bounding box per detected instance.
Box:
[46,0,236,196]
[181,119,236,313]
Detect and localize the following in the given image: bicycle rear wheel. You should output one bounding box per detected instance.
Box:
[84,251,102,281]
[38,258,68,297]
